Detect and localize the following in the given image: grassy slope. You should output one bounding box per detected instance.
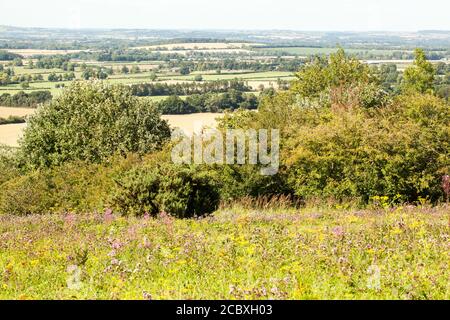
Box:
[0,206,448,299]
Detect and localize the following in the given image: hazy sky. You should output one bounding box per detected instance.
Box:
[1,0,449,31]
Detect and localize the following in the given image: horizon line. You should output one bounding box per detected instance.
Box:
[1,25,450,33]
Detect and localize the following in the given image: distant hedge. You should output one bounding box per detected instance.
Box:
[0,115,26,125]
[0,91,52,107]
[0,50,22,60]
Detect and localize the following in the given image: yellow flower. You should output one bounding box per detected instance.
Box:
[409,220,423,230]
[246,246,255,255]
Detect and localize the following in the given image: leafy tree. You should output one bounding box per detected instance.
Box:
[121,65,129,74]
[47,72,62,82]
[402,49,435,94]
[13,58,23,66]
[157,95,194,114]
[19,82,171,168]
[130,65,141,74]
[179,65,190,75]
[290,49,381,110]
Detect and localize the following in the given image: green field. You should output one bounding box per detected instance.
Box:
[0,205,448,299]
[0,66,292,97]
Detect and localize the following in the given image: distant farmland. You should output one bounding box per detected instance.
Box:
[257,46,413,57]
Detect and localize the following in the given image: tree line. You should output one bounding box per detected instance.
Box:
[130,79,252,97]
[157,90,258,114]
[0,91,52,107]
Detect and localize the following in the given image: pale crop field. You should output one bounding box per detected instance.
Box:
[0,112,223,146]
[0,123,26,147]
[162,113,223,136]
[0,106,36,118]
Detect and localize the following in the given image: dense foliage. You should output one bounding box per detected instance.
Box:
[0,48,448,217]
[0,90,52,107]
[110,163,220,218]
[0,50,22,60]
[157,91,258,114]
[19,82,171,168]
[130,80,251,96]
[218,49,450,204]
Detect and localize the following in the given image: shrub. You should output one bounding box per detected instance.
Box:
[110,163,220,218]
[19,81,171,168]
[0,146,21,186]
[0,171,54,215]
[0,155,141,215]
[206,160,292,202]
[284,94,449,203]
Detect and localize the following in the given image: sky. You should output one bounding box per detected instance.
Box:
[1,0,449,31]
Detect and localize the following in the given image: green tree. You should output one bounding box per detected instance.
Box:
[150,72,158,81]
[290,49,380,109]
[130,65,141,74]
[402,48,435,94]
[121,65,129,74]
[13,58,23,66]
[179,65,190,75]
[19,82,171,168]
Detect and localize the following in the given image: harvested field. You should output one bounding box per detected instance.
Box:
[0,112,223,146]
[0,106,36,118]
[0,123,26,147]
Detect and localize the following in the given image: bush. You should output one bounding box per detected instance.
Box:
[19,81,171,168]
[0,146,21,186]
[0,155,141,215]
[284,94,449,203]
[217,164,292,201]
[0,115,26,125]
[110,163,220,218]
[0,171,54,215]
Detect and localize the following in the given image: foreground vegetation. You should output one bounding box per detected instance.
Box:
[0,49,449,217]
[0,45,449,300]
[0,205,448,299]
